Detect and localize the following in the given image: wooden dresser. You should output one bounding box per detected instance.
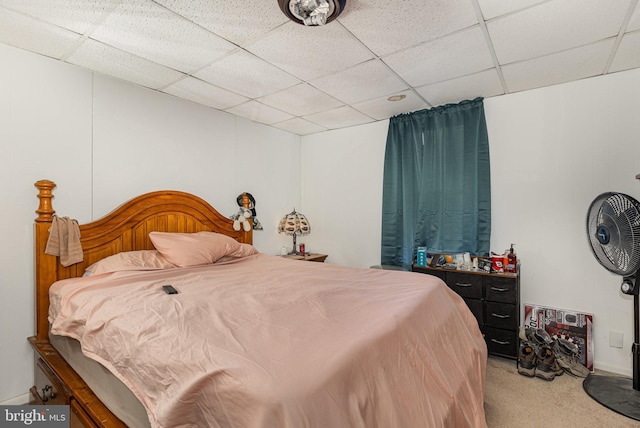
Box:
[412,264,520,359]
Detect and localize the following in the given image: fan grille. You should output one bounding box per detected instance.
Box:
[587,192,640,276]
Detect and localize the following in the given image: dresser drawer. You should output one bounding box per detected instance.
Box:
[447,272,483,299]
[464,298,484,326]
[33,358,69,405]
[484,327,518,358]
[485,302,517,330]
[427,270,447,282]
[485,277,517,303]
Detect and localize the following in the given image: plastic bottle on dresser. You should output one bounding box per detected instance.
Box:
[503,250,509,273]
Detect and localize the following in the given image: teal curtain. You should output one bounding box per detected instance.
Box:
[381,97,491,267]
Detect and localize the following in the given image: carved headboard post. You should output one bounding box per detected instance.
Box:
[34,180,57,340]
[35,180,56,223]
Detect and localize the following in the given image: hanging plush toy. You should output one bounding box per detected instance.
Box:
[230,206,252,232]
[235,192,263,231]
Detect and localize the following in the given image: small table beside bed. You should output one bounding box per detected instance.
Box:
[29,179,488,428]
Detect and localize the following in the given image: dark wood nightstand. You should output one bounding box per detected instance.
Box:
[282,253,328,262]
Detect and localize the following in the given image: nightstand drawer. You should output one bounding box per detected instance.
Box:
[33,358,68,406]
[447,273,483,299]
[485,277,517,303]
[485,302,517,330]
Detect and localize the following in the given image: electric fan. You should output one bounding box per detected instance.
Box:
[585,191,640,420]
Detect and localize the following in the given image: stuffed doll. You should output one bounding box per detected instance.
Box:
[230,207,252,232]
[235,192,263,231]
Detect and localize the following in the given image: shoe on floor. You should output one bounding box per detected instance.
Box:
[535,346,563,381]
[519,326,553,348]
[517,343,537,377]
[552,338,591,378]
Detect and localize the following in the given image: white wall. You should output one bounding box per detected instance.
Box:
[302,68,640,376]
[0,44,93,404]
[0,43,300,403]
[486,68,640,376]
[301,120,389,267]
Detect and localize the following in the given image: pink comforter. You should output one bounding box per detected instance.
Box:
[49,254,487,428]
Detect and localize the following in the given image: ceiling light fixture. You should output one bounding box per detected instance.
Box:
[387,94,407,102]
[278,0,346,26]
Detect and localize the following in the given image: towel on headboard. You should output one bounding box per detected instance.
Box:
[45,216,83,267]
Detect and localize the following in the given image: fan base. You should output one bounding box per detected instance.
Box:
[583,374,640,421]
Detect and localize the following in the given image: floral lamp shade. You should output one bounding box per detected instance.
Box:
[278,209,310,254]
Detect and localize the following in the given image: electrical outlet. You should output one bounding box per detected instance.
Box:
[610,331,624,348]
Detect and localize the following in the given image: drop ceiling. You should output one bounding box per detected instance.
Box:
[1,0,639,136]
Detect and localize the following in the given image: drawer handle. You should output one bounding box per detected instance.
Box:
[490,338,510,345]
[41,385,55,402]
[490,287,509,292]
[491,313,510,319]
[455,282,472,287]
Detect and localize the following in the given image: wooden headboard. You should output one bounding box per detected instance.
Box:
[33,179,252,340]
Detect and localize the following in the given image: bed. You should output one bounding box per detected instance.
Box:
[29,179,488,428]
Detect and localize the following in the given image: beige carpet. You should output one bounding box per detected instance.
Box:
[484,356,639,428]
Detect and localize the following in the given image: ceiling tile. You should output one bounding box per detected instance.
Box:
[338,0,478,56]
[309,59,408,104]
[246,20,374,81]
[90,0,236,73]
[195,50,301,99]
[226,100,294,125]
[609,31,640,73]
[4,0,640,136]
[417,69,504,107]
[272,117,328,136]
[67,38,185,89]
[304,105,375,130]
[353,90,429,121]
[477,0,547,20]
[155,0,288,46]
[163,76,249,110]
[383,25,494,87]
[258,83,343,117]
[502,39,614,93]
[0,6,82,59]
[487,0,629,65]
[0,0,120,34]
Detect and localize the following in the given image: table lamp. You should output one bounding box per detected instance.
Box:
[278,208,310,255]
